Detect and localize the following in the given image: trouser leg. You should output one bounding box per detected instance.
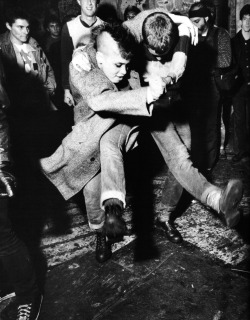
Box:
[100,123,137,208]
[83,172,105,230]
[233,85,249,155]
[0,198,38,299]
[150,121,221,209]
[160,121,192,212]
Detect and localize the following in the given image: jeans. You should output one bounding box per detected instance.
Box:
[0,198,38,299]
[98,115,221,217]
[82,172,104,230]
[233,84,250,155]
[82,123,138,230]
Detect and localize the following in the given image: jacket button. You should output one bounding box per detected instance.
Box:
[90,157,95,162]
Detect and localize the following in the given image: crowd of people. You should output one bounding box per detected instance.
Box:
[0,0,249,319]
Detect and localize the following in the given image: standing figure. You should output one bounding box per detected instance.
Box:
[231,4,250,164]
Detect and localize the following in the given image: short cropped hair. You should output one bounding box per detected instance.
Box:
[240,4,250,20]
[124,6,141,21]
[44,15,61,30]
[142,12,178,55]
[5,6,30,26]
[92,23,136,60]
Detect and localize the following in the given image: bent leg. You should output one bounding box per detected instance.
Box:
[100,123,137,208]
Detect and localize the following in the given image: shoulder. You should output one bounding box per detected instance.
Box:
[67,15,81,28]
[217,27,230,39]
[28,37,41,49]
[0,31,10,46]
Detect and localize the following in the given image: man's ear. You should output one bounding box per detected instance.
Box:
[6,22,11,31]
[96,51,104,68]
[205,17,209,22]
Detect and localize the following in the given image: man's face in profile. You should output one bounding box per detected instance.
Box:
[7,19,30,45]
[97,32,130,84]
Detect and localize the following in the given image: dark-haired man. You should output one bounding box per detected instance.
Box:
[41,23,165,263]
[231,4,250,164]
[0,6,56,115]
[61,0,103,107]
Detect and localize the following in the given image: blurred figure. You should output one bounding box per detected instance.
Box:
[231,4,250,164]
[184,1,232,174]
[42,14,61,54]
[0,54,42,320]
[124,5,141,21]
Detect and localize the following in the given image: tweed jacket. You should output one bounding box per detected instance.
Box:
[40,45,152,200]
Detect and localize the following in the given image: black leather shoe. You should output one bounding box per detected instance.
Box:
[155,219,183,244]
[219,179,243,228]
[104,204,127,239]
[95,231,112,263]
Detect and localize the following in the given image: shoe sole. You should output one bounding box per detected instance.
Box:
[220,179,243,228]
[0,292,15,303]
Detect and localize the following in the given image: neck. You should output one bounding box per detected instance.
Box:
[242,29,250,40]
[80,14,96,25]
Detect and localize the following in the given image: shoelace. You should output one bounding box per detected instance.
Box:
[17,303,32,320]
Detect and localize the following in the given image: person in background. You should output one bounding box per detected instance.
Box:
[61,0,103,107]
[184,1,232,174]
[231,4,250,164]
[0,54,42,320]
[123,5,141,21]
[42,14,61,54]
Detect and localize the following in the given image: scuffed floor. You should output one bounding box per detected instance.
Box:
[40,154,250,268]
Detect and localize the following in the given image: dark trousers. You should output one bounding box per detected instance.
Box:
[233,84,250,155]
[188,77,221,173]
[0,197,38,300]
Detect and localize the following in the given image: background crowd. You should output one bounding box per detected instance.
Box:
[0,0,249,319]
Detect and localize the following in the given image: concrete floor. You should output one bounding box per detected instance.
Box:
[0,142,250,320]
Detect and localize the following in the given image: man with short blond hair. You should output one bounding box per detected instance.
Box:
[61,0,103,107]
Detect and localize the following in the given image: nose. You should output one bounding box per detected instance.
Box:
[120,65,126,76]
[23,28,29,35]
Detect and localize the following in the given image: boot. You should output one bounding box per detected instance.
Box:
[95,230,112,263]
[219,179,243,228]
[104,199,127,239]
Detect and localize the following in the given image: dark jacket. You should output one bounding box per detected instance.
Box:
[0,56,10,163]
[0,31,56,115]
